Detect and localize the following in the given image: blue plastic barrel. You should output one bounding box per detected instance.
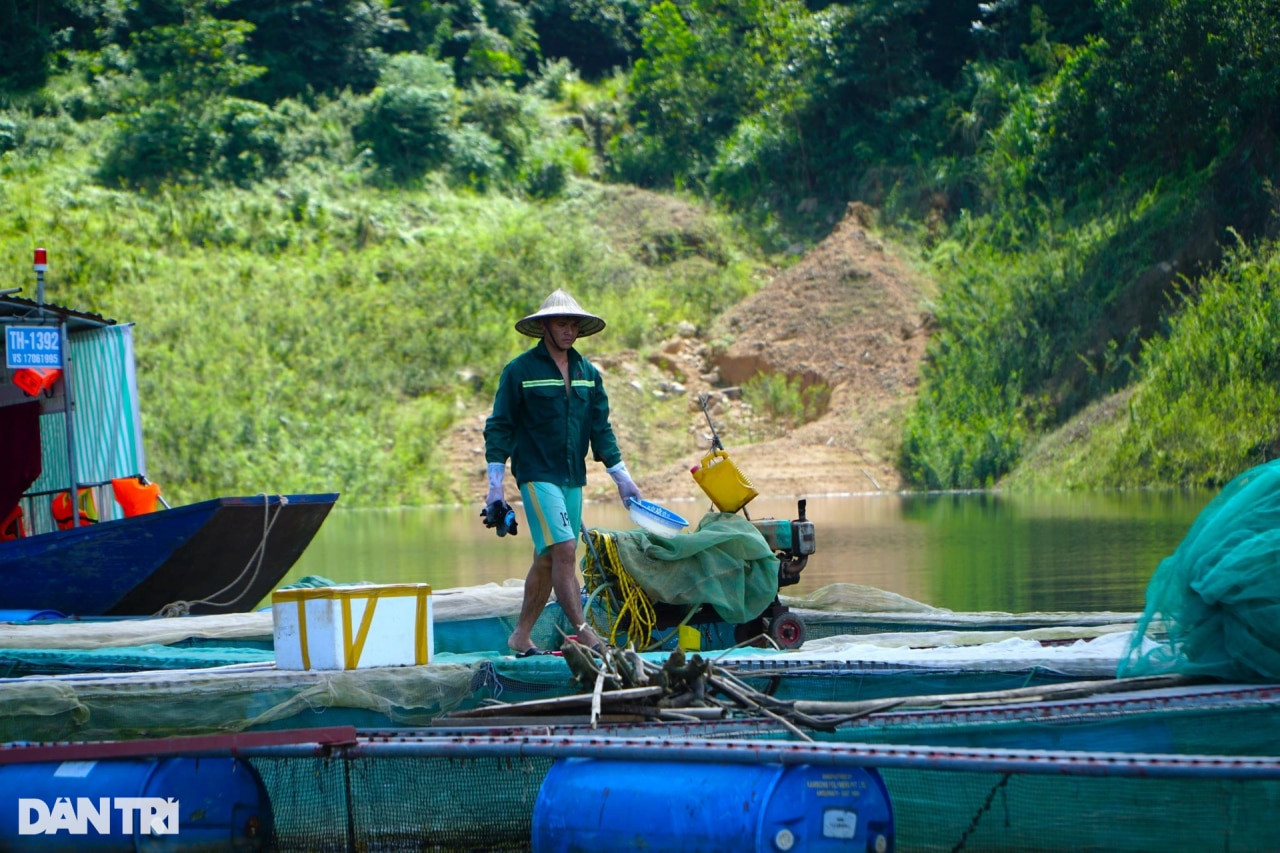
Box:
[0,610,65,622]
[0,756,272,850]
[532,759,893,853]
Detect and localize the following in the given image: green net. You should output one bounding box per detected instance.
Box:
[583,511,779,624]
[242,739,1280,852]
[877,769,1280,853]
[1119,459,1280,681]
[255,754,549,852]
[0,664,480,743]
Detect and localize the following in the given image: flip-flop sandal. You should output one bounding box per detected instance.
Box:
[514,647,558,658]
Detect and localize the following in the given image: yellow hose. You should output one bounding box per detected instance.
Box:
[582,529,658,650]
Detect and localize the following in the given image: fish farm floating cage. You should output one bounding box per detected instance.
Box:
[4,721,1280,852]
[248,732,1280,852]
[232,727,1280,845]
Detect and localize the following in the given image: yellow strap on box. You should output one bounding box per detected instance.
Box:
[342,594,380,669]
[414,587,430,665]
[296,599,311,670]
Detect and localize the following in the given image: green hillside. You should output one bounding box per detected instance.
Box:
[4,0,1280,504]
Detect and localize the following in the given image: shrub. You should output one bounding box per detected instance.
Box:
[214,98,290,186]
[742,373,828,429]
[459,82,540,171]
[520,133,592,197]
[98,97,293,188]
[98,101,220,187]
[354,55,455,182]
[446,124,504,189]
[0,114,20,153]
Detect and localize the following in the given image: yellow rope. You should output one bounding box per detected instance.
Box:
[582,529,658,650]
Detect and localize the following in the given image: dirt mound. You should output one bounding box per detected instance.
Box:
[446,202,935,505]
[637,202,934,500]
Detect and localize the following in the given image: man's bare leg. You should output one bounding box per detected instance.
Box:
[507,549,553,653]
[507,540,602,651]
[547,539,602,649]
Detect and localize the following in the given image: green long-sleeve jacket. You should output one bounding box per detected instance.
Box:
[484,340,623,487]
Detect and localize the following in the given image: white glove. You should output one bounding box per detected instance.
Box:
[486,462,506,506]
[607,461,642,507]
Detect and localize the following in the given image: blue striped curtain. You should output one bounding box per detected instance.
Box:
[26,324,144,533]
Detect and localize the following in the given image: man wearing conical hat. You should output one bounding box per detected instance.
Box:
[484,289,642,655]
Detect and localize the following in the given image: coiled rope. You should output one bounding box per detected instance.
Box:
[156,493,288,617]
[581,528,657,650]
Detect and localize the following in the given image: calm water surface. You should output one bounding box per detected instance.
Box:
[279,490,1215,614]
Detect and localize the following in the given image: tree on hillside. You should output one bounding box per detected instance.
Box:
[1034,0,1280,201]
[354,54,457,182]
[0,0,131,91]
[97,12,286,187]
[613,0,813,187]
[525,0,646,78]
[223,0,400,102]
[409,0,540,87]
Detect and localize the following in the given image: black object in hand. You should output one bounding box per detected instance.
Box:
[482,500,519,537]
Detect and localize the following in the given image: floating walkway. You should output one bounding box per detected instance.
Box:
[0,581,1152,741]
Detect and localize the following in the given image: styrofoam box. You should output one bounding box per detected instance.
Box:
[272,583,433,670]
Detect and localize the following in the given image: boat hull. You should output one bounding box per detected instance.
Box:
[0,493,337,617]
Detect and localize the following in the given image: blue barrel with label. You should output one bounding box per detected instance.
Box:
[532,759,893,853]
[0,756,272,851]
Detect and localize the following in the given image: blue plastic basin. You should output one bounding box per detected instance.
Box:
[628,499,689,536]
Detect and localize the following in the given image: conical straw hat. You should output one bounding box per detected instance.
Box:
[515,289,606,338]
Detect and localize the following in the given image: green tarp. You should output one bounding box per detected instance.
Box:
[598,512,780,624]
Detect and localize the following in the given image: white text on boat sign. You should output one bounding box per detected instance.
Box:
[5,326,63,368]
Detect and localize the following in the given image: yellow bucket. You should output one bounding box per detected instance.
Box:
[691,449,759,513]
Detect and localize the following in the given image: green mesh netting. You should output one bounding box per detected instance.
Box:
[247,751,1280,853]
[0,664,480,742]
[1119,458,1280,682]
[591,512,779,624]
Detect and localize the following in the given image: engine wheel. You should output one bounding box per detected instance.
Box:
[767,613,806,649]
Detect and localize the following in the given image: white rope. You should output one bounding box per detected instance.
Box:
[155,493,288,617]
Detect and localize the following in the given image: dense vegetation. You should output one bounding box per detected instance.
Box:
[3,0,1279,503]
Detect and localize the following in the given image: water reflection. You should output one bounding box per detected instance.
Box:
[281,491,1214,614]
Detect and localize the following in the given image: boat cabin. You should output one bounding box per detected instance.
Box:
[1,290,147,538]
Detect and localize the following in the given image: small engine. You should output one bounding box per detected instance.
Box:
[750,499,816,586]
